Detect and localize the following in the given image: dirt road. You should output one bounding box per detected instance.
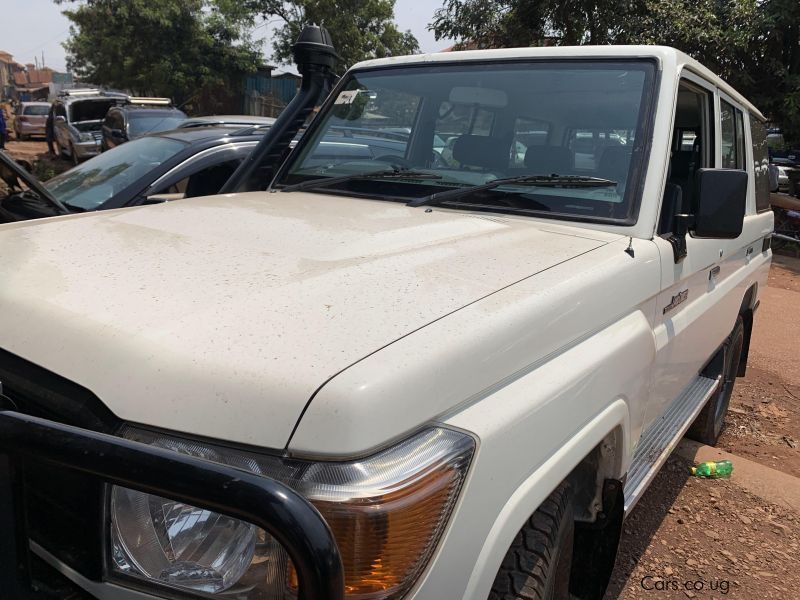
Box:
[1,139,72,186]
[607,255,800,599]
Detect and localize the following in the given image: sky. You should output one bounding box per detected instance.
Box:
[3,0,454,73]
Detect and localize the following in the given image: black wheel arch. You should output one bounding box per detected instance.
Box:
[736,284,758,377]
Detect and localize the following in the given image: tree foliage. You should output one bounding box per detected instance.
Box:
[431,0,642,47]
[431,0,800,143]
[246,0,419,71]
[55,0,262,112]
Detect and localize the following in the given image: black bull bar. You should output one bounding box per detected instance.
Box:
[0,410,345,599]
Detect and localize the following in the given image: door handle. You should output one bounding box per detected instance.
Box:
[709,266,721,280]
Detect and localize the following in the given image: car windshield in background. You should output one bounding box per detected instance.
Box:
[129,114,187,136]
[45,136,186,210]
[280,60,656,223]
[23,105,49,116]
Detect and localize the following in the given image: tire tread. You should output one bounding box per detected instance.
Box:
[488,482,571,600]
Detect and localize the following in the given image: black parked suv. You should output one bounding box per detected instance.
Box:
[0,125,267,223]
[101,98,186,151]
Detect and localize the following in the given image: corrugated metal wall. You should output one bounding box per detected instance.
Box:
[243,74,298,107]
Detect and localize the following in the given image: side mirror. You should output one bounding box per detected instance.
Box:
[691,168,747,239]
[664,168,748,263]
[143,192,185,204]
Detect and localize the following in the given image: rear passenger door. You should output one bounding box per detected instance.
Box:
[645,75,750,429]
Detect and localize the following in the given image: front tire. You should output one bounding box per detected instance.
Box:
[687,316,745,445]
[489,482,574,600]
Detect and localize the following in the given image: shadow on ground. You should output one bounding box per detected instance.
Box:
[604,456,692,599]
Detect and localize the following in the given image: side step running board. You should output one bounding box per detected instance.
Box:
[623,375,720,513]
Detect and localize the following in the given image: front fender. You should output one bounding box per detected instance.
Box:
[409,306,654,599]
[460,400,629,599]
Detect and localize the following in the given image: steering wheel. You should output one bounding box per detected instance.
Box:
[373,155,413,169]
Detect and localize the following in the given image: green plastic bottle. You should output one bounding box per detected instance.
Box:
[691,460,733,478]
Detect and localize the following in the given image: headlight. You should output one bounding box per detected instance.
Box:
[109,427,474,599]
[78,132,94,142]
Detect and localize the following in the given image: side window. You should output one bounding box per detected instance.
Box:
[675,129,697,152]
[750,116,771,212]
[182,159,242,198]
[735,110,746,170]
[720,99,745,169]
[150,156,246,200]
[660,81,712,234]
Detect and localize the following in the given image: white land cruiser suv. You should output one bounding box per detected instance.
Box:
[0,45,773,600]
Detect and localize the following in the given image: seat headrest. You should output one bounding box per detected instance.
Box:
[524,145,574,174]
[598,146,632,182]
[452,135,509,170]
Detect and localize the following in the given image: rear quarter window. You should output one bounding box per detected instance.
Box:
[749,116,771,213]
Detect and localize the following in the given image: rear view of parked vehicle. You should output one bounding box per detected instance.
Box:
[101,98,186,151]
[13,101,50,140]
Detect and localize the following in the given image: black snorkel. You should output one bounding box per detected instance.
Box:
[220,25,338,193]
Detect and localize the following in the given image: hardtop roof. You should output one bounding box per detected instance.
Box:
[350,45,764,120]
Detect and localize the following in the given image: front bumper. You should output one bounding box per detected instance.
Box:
[0,410,345,600]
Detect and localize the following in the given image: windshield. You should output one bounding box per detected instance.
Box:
[45,136,186,210]
[23,105,49,116]
[279,60,656,223]
[129,113,187,137]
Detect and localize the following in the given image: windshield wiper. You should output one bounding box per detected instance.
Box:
[407,174,617,208]
[280,168,441,193]
[18,189,72,215]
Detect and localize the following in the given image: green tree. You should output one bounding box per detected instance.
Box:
[247,0,419,71]
[430,0,645,48]
[55,0,263,113]
[431,0,800,143]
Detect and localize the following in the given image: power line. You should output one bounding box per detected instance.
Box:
[16,26,71,59]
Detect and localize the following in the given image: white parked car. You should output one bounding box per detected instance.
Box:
[0,46,773,600]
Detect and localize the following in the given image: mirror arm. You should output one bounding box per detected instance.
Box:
[666,213,694,263]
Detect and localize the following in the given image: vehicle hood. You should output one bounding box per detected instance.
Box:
[0,192,617,449]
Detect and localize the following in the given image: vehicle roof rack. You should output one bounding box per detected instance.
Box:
[126,97,173,106]
[57,88,102,97]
